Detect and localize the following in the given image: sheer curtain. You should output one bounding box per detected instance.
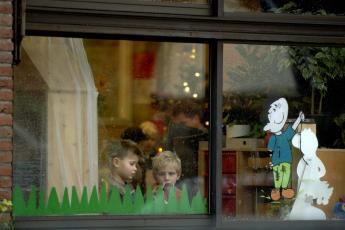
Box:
[22,37,98,198]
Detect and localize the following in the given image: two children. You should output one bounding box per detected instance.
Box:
[107,139,181,201]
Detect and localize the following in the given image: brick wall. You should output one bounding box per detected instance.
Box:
[0,0,13,223]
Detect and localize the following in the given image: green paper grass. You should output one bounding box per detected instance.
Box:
[13,184,207,216]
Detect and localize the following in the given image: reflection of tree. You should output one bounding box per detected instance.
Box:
[281,47,345,115]
[225,45,298,97]
[266,0,345,15]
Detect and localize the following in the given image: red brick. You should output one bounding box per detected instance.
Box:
[0,102,12,114]
[0,66,12,76]
[0,52,12,63]
[0,15,12,26]
[0,176,11,187]
[0,141,11,151]
[0,189,11,200]
[0,89,12,101]
[0,164,11,176]
[0,127,12,138]
[0,114,12,126]
[0,151,11,163]
[0,39,13,51]
[0,28,12,39]
[0,77,12,88]
[0,2,12,14]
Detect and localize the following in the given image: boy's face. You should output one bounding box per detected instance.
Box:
[155,165,180,186]
[113,151,139,182]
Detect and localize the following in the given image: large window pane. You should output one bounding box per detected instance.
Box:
[220,43,345,220]
[140,0,207,3]
[13,37,209,216]
[224,0,345,15]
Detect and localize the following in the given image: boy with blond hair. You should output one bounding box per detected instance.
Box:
[152,151,182,201]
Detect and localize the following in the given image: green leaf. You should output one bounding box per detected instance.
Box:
[108,186,122,214]
[47,187,60,214]
[13,186,26,216]
[89,186,100,213]
[27,186,38,215]
[61,187,71,215]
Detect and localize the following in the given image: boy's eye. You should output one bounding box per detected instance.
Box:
[168,172,176,176]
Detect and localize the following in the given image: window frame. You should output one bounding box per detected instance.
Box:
[27,0,211,16]
[14,0,345,229]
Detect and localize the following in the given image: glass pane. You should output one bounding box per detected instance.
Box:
[222,44,345,220]
[140,0,208,4]
[13,37,209,216]
[224,0,345,15]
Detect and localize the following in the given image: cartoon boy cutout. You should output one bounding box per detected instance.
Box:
[264,98,304,201]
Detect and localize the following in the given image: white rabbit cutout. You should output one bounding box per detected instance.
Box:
[287,128,333,220]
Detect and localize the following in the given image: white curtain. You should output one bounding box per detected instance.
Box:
[22,37,98,198]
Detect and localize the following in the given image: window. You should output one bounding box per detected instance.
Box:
[26,0,211,16]
[13,0,345,229]
[224,0,345,15]
[14,37,209,216]
[221,43,345,220]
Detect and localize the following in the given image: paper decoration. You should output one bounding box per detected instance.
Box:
[263,98,304,201]
[288,128,333,220]
[13,184,206,216]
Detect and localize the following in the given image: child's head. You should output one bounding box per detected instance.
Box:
[108,140,143,183]
[171,99,203,129]
[139,121,160,152]
[152,151,181,186]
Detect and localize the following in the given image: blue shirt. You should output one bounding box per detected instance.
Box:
[267,124,295,165]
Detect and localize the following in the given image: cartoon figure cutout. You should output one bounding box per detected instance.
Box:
[288,128,333,219]
[263,98,304,200]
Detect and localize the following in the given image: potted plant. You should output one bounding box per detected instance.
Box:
[223,95,263,139]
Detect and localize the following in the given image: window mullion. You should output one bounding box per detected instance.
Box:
[212,0,224,17]
[209,39,223,225]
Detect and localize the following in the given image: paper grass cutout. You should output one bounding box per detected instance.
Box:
[288,128,333,220]
[13,184,207,216]
[263,98,304,201]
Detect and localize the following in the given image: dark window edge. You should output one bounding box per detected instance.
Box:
[27,0,211,16]
[25,10,345,45]
[14,215,345,229]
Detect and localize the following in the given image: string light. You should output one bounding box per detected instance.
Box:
[184,87,190,93]
[195,72,200,77]
[193,93,198,98]
[192,48,196,53]
[189,54,196,59]
[183,82,188,87]
[205,121,209,126]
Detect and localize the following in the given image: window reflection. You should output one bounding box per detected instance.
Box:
[13,37,209,216]
[224,0,345,15]
[139,0,207,4]
[221,43,345,220]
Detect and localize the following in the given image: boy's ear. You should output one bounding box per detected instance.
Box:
[112,157,121,168]
[177,173,181,180]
